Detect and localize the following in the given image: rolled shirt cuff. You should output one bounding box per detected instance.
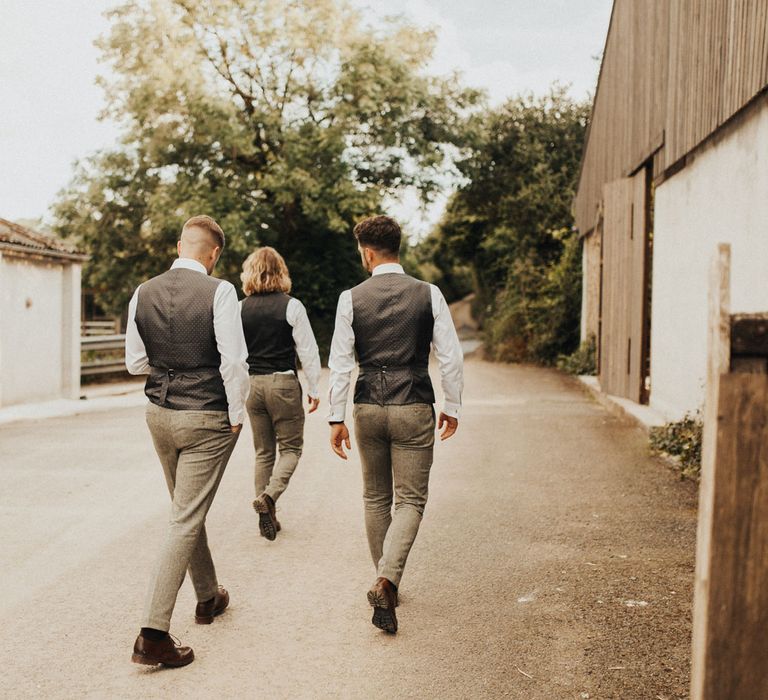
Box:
[442,402,461,419]
[327,405,346,423]
[228,408,244,426]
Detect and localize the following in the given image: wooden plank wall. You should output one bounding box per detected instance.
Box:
[574,0,768,234]
[582,226,602,342]
[600,178,632,397]
[599,169,648,401]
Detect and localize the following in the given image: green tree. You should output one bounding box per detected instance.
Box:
[55,0,479,349]
[422,87,589,363]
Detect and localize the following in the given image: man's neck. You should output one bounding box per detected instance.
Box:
[369,258,400,273]
[178,256,210,273]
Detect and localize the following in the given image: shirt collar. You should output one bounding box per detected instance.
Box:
[171,258,208,275]
[371,262,404,276]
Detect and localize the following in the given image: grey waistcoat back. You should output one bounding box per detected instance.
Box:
[135,267,228,411]
[351,272,435,406]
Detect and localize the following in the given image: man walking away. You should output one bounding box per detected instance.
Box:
[125,215,250,667]
[327,215,464,634]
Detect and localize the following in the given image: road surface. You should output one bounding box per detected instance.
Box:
[1,360,697,699]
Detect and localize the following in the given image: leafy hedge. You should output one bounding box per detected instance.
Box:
[557,334,596,375]
[418,88,590,365]
[649,413,703,480]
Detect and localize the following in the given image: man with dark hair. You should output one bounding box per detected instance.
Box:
[328,214,464,634]
[351,214,402,255]
[125,215,250,667]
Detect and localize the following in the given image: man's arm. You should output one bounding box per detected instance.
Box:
[213,282,250,429]
[287,297,322,412]
[125,285,149,375]
[430,284,464,440]
[328,290,355,458]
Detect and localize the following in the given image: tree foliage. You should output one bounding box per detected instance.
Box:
[55,0,479,348]
[421,87,589,363]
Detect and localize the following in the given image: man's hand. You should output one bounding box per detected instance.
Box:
[438,413,458,441]
[307,396,320,414]
[330,422,351,459]
[230,424,243,434]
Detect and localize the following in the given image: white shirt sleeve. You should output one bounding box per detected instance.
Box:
[286,297,321,398]
[125,285,149,375]
[213,281,251,425]
[430,284,463,418]
[327,290,355,422]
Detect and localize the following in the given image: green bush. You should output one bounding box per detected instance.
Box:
[557,334,596,375]
[649,413,703,480]
[417,88,590,365]
[485,227,583,364]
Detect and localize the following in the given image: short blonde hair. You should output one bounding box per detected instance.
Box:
[241,246,292,295]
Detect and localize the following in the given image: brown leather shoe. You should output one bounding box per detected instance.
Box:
[131,633,194,667]
[367,577,398,633]
[253,493,280,540]
[195,585,229,624]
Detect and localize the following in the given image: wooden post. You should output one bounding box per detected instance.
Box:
[691,243,768,698]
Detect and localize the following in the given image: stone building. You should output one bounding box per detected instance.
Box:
[0,218,88,406]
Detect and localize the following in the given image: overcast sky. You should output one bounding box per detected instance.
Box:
[0,0,612,226]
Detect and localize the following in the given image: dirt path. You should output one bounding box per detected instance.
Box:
[1,360,697,699]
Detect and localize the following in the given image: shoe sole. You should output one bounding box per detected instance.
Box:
[131,652,194,668]
[253,499,278,541]
[195,604,228,625]
[367,589,397,634]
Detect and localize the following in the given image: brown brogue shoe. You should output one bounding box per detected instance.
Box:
[195,585,230,624]
[253,493,279,540]
[367,577,398,633]
[131,633,194,667]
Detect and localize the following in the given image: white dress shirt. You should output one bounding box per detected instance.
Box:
[327,262,464,422]
[125,258,251,425]
[241,296,322,399]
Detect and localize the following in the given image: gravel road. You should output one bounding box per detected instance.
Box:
[1,359,697,699]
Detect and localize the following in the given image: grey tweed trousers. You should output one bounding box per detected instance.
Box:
[353,403,435,588]
[142,403,239,631]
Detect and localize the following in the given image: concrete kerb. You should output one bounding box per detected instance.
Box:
[0,381,146,426]
[577,375,667,431]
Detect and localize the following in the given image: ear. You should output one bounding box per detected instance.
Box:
[177,240,182,256]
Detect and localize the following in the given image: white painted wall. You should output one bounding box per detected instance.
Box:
[0,253,82,406]
[60,263,82,399]
[651,98,768,420]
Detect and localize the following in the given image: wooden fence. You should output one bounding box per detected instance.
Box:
[691,243,768,698]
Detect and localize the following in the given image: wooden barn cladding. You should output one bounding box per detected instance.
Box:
[574,0,768,235]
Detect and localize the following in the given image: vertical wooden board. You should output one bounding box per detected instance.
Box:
[761,0,768,86]
[600,176,638,399]
[702,374,768,699]
[691,243,731,700]
[584,229,603,341]
[664,0,681,169]
[714,0,728,128]
[628,169,648,402]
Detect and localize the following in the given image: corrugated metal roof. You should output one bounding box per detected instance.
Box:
[0,217,88,261]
